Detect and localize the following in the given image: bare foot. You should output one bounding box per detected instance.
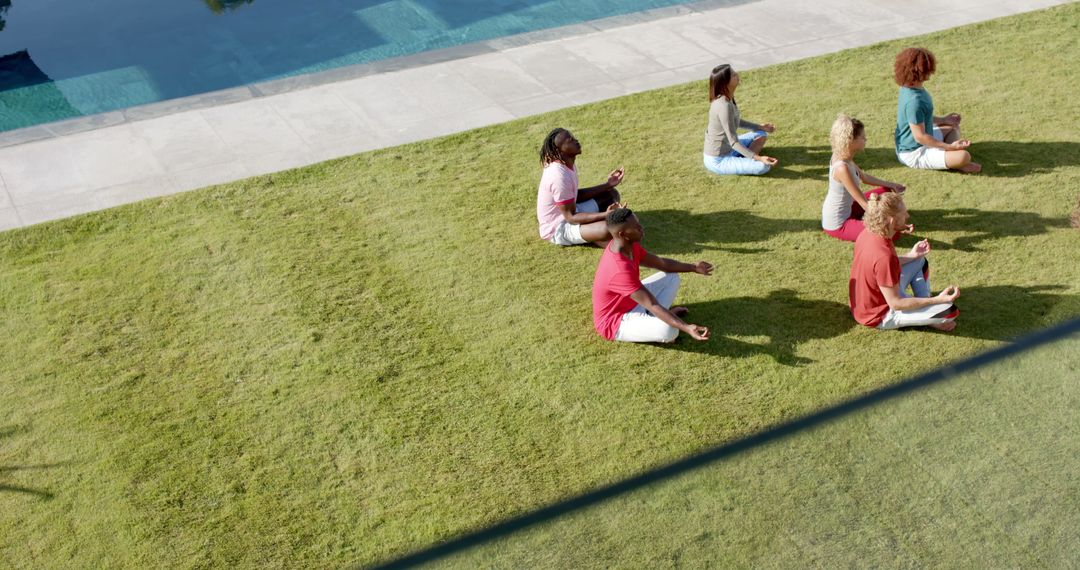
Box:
[958,162,981,174]
[671,306,689,318]
[930,321,957,332]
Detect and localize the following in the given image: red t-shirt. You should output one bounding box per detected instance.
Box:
[593,242,647,340]
[849,231,900,326]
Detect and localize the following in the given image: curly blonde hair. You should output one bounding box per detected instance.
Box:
[863,191,905,237]
[829,114,865,161]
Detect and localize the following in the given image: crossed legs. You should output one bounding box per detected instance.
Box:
[879,257,958,331]
[614,272,683,343]
[937,124,981,173]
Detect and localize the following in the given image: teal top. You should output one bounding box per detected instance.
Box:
[895,86,934,153]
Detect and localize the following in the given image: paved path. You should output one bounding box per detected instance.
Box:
[0,0,1069,230]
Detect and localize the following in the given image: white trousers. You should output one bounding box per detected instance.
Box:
[897,126,947,170]
[614,272,682,343]
[877,302,957,330]
[548,199,599,246]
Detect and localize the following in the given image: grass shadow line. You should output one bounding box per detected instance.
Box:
[636,209,818,256]
[909,208,1070,252]
[369,318,1080,569]
[766,141,1080,179]
[657,288,853,366]
[1,425,61,500]
[937,284,1080,341]
[856,141,1080,177]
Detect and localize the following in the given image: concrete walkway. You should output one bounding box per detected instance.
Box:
[0,0,1069,230]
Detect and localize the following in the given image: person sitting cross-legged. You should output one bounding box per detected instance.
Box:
[822,114,908,242]
[849,192,960,331]
[536,127,624,247]
[893,47,980,173]
[592,208,713,343]
[702,64,778,176]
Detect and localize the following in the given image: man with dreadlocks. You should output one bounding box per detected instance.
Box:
[593,207,713,343]
[850,192,960,331]
[536,128,624,246]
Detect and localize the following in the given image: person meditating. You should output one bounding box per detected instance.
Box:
[849,192,960,331]
[592,208,713,343]
[822,114,907,242]
[702,64,778,176]
[536,128,624,247]
[894,47,980,173]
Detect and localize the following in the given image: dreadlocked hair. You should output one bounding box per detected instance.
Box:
[829,113,865,161]
[863,191,905,238]
[540,127,569,166]
[606,207,634,227]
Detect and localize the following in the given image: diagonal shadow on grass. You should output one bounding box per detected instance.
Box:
[972,141,1080,177]
[1,482,54,499]
[925,285,1080,342]
[656,288,853,366]
[855,142,1080,177]
[762,145,833,181]
[767,141,1080,180]
[655,286,1080,357]
[0,425,59,500]
[637,209,818,255]
[370,319,1080,569]
[909,208,1071,252]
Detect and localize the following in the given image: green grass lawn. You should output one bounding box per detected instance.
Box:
[443,333,1080,568]
[2,5,1079,568]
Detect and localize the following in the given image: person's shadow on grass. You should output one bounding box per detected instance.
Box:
[655,286,1079,362]
[907,208,1071,252]
[763,145,832,181]
[922,284,1080,341]
[658,288,854,366]
[856,141,1080,177]
[637,209,818,255]
[765,141,1080,179]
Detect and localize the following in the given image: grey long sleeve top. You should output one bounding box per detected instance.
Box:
[703,96,763,158]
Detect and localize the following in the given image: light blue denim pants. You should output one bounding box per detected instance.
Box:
[703,131,770,176]
[899,256,931,298]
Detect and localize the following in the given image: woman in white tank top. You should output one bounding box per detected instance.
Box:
[821,114,908,242]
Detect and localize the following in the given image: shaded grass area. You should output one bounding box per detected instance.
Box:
[1,5,1079,567]
[444,332,1080,568]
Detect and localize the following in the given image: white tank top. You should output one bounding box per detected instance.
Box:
[821,160,860,231]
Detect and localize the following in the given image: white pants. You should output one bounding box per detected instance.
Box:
[548,199,599,246]
[897,126,947,170]
[549,221,586,245]
[877,302,957,330]
[614,272,682,343]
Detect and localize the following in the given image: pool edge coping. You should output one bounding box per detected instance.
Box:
[0,0,748,148]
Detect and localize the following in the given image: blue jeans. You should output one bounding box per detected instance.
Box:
[899,257,931,298]
[703,131,770,176]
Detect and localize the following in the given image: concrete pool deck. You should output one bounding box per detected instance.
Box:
[0,0,1070,230]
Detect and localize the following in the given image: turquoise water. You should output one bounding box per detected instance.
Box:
[0,0,700,132]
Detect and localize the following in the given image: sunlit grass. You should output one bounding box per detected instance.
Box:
[1,4,1078,567]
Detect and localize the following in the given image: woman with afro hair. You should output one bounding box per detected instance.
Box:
[893,47,981,173]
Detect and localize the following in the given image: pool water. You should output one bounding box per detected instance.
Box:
[0,0,699,132]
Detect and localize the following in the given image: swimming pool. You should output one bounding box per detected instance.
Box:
[0,0,701,133]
